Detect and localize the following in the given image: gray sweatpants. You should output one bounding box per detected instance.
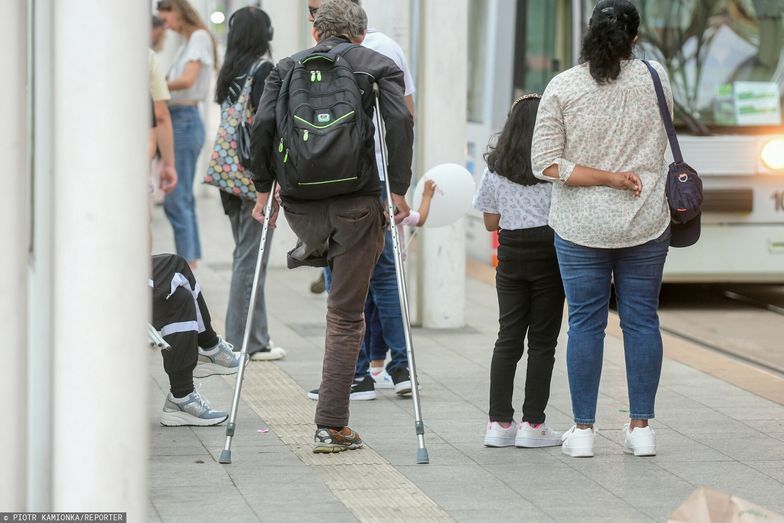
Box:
[225,197,273,354]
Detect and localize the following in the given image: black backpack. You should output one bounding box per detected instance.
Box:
[272,43,373,200]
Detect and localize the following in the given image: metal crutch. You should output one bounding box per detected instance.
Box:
[219,180,277,465]
[373,84,430,464]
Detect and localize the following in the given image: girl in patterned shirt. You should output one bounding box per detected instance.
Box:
[473,94,565,449]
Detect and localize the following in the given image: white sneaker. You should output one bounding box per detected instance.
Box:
[250,344,287,361]
[623,424,656,456]
[515,422,563,448]
[561,425,595,457]
[370,368,394,389]
[484,421,518,447]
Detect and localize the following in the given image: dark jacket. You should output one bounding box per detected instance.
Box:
[250,36,414,200]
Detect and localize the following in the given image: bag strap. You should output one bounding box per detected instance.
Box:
[238,57,270,121]
[642,60,683,164]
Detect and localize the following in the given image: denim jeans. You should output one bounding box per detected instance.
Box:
[164,106,204,262]
[555,229,670,425]
[364,296,387,361]
[224,197,272,354]
[354,227,409,379]
[489,226,564,424]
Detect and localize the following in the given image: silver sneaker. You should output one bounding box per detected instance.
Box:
[194,336,242,378]
[160,389,228,427]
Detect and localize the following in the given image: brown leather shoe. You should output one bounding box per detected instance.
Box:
[313,426,364,453]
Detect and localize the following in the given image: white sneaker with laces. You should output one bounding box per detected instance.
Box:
[623,424,656,456]
[370,368,394,389]
[515,422,563,448]
[484,421,518,447]
[561,425,595,457]
[250,342,287,361]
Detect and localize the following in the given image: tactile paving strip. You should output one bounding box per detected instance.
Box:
[233,364,454,522]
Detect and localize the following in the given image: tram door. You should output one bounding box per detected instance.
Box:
[465,0,574,262]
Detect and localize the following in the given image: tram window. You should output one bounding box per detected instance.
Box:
[467,0,489,123]
[631,0,784,132]
[512,0,572,99]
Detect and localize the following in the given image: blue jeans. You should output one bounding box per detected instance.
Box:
[164,106,204,262]
[363,296,388,361]
[354,228,408,379]
[555,229,670,425]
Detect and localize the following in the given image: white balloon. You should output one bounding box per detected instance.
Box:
[412,163,476,229]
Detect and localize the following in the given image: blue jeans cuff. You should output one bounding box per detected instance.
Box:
[573,417,595,425]
[629,413,654,420]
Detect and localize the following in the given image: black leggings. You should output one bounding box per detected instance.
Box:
[151,254,219,397]
[489,227,565,424]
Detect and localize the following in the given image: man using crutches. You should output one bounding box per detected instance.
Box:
[305,0,417,401]
[250,0,414,453]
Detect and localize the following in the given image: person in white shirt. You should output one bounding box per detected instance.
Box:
[157,0,218,269]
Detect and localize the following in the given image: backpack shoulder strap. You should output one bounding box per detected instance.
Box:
[329,42,359,58]
[642,60,683,164]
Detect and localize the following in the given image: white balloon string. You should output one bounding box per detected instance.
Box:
[405,227,420,251]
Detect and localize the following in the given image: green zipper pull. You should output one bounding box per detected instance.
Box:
[284,149,289,163]
[310,71,316,82]
[278,138,284,153]
[317,70,322,82]
[303,130,309,142]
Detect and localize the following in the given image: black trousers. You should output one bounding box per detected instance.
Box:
[151,254,219,397]
[489,226,565,424]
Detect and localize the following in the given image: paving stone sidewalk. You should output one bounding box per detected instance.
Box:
[148,193,784,522]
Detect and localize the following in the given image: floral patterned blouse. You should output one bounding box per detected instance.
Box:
[531,60,672,248]
[473,169,551,230]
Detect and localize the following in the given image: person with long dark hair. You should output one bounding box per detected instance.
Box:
[157,0,218,269]
[531,0,672,458]
[213,6,285,361]
[474,94,565,448]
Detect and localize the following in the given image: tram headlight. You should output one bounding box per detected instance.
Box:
[761,139,784,171]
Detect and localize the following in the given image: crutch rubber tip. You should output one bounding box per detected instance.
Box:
[218,450,232,464]
[416,448,430,464]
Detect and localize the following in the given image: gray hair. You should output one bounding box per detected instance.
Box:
[314,0,367,41]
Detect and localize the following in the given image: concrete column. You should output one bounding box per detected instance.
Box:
[0,0,29,511]
[416,0,468,328]
[363,0,412,57]
[51,1,149,517]
[27,0,54,510]
[263,0,306,59]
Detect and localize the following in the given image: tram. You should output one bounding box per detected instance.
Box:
[466,0,784,282]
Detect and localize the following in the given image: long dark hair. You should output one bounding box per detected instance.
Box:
[215,6,273,104]
[580,0,640,84]
[484,96,542,186]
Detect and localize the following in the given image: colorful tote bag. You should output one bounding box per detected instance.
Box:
[204,59,268,201]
